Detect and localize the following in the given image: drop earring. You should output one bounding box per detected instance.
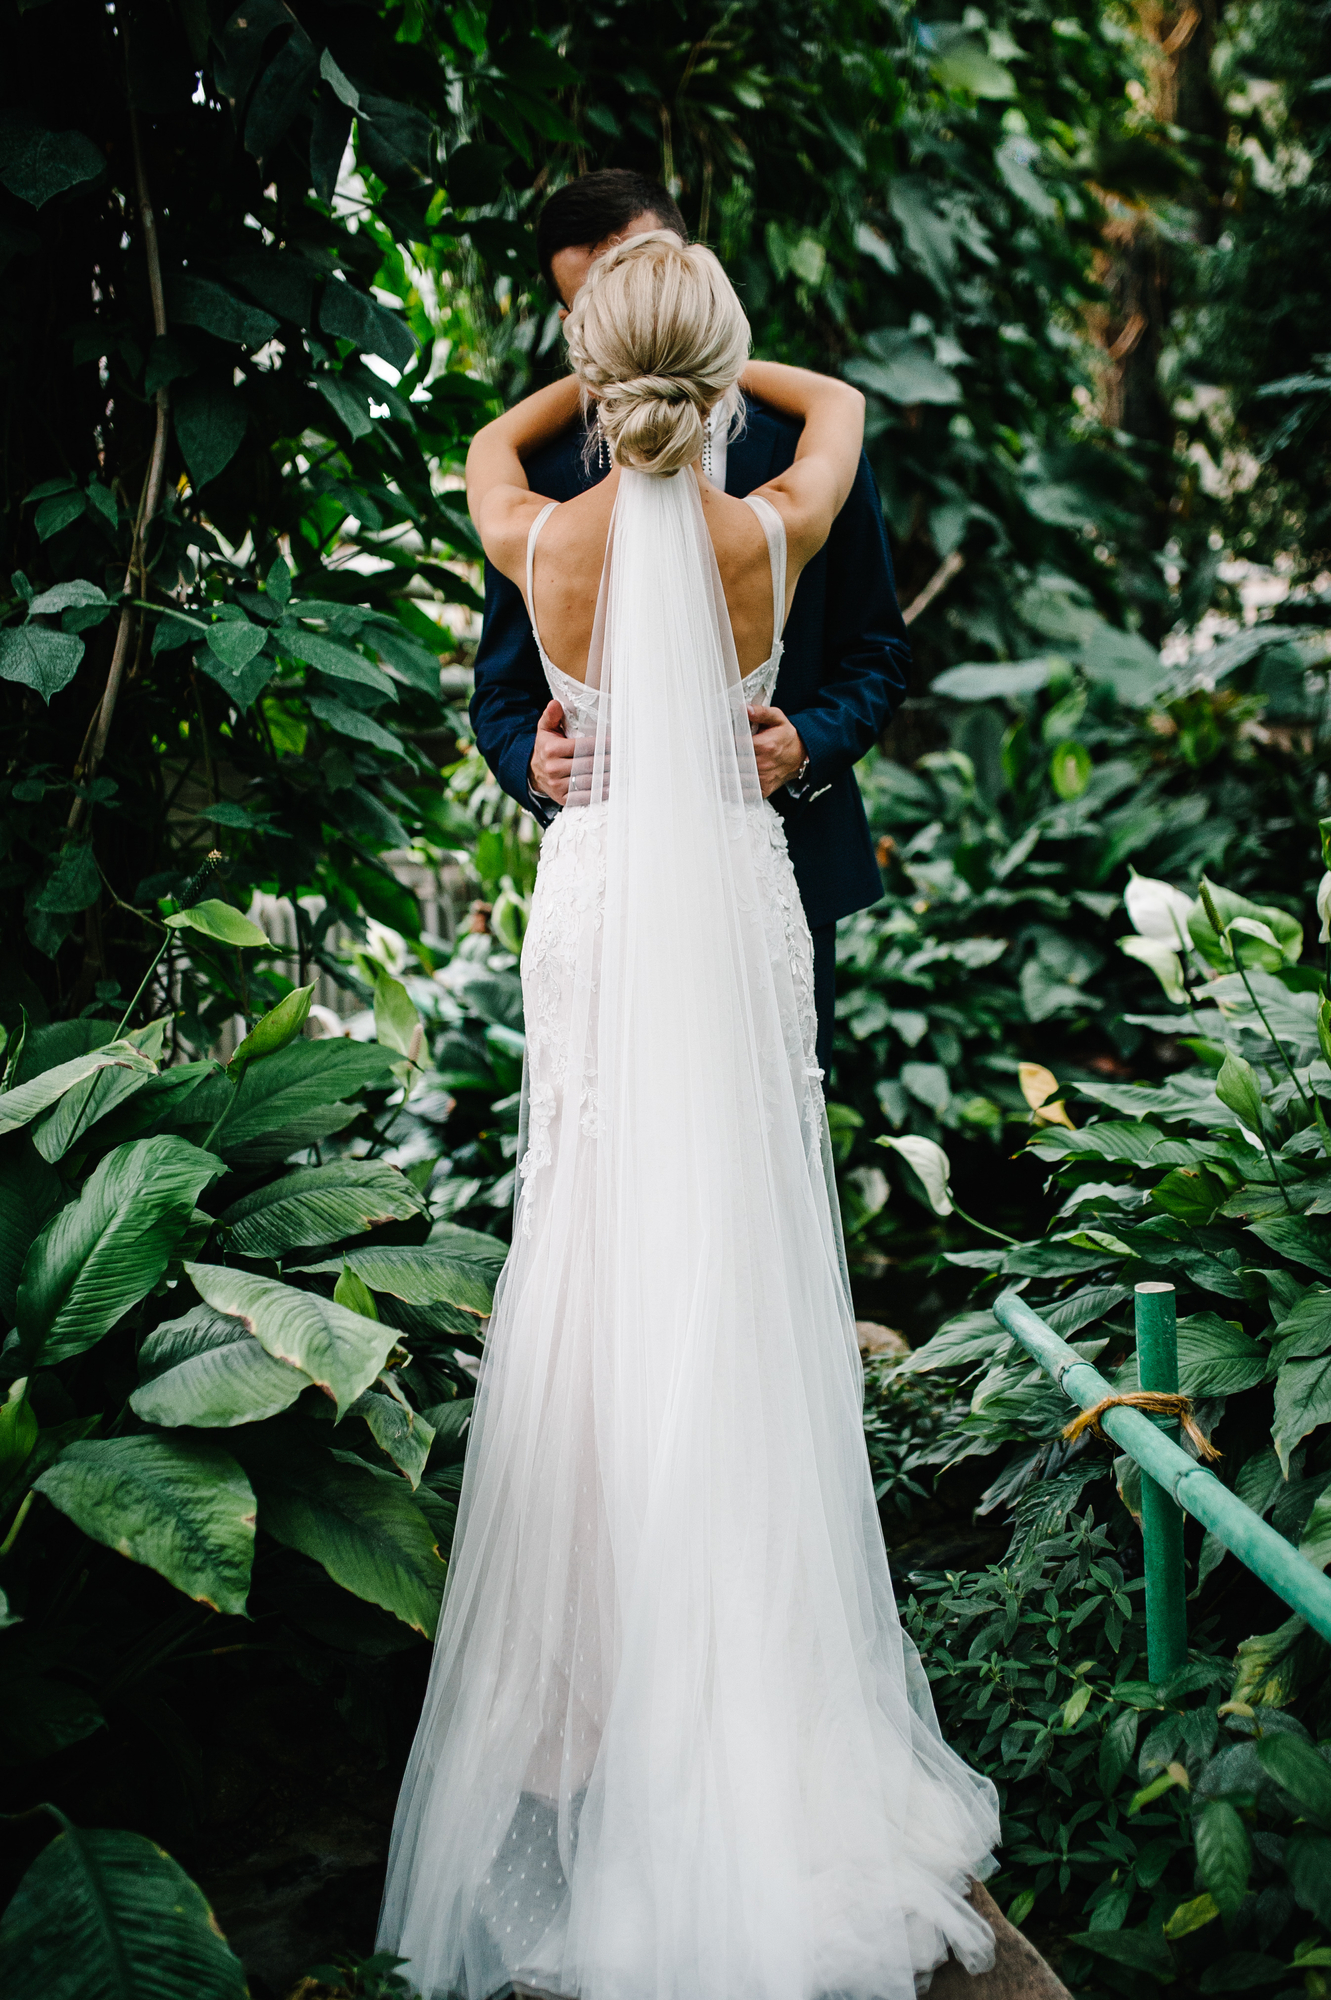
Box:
[596,410,608,472]
[702,414,714,482]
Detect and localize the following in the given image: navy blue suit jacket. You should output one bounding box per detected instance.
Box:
[468,397,909,931]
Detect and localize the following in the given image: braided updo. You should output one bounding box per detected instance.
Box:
[563,230,750,478]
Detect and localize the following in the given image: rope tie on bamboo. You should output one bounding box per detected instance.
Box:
[1062,1391,1222,1463]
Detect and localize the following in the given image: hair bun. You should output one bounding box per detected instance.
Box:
[598,374,706,477]
[564,231,750,479]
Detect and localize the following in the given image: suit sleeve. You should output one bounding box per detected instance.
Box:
[784,451,910,796]
[469,559,558,827]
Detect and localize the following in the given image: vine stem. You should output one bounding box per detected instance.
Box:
[1233,955,1313,1115]
[952,1202,1018,1244]
[67,37,170,835]
[0,1490,35,1560]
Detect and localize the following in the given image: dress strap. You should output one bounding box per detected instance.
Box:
[525,501,559,658]
[741,493,789,645]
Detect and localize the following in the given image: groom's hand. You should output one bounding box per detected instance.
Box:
[747,705,808,798]
[529,699,573,805]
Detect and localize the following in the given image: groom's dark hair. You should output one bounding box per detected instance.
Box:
[537,170,688,297]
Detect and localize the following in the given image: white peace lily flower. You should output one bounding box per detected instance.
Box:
[877,1133,954,1216]
[1118,933,1186,1004]
[1318,871,1331,945]
[1124,870,1195,946]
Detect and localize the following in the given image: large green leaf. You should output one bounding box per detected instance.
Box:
[216,1159,424,1257]
[245,1434,445,1634]
[1253,1732,1331,1827]
[171,273,279,349]
[319,275,418,370]
[0,125,105,207]
[0,1133,61,1319]
[35,1435,255,1615]
[1248,1216,1331,1281]
[335,1226,507,1316]
[351,1384,435,1487]
[130,1304,306,1428]
[15,1139,220,1368]
[1271,1287,1331,1362]
[1194,1799,1251,1917]
[220,1038,395,1150]
[184,1262,399,1415]
[1286,1828,1331,1927]
[0,1042,156,1139]
[1173,1314,1270,1396]
[173,377,247,488]
[1273,1352,1331,1473]
[31,1023,166,1162]
[273,621,398,699]
[0,1812,247,1999]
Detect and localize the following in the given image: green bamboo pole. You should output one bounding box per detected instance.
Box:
[992,1287,1331,1649]
[1134,1282,1189,1682]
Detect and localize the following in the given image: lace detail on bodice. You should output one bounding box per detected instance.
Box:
[525,490,788,724]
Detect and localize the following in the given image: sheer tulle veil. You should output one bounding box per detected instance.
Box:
[377,466,1000,2000]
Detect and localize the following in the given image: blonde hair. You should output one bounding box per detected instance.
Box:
[564,230,750,478]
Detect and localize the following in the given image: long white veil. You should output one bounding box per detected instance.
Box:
[379,468,999,2000]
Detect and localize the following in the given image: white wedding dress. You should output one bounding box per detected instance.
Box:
[378,467,999,2000]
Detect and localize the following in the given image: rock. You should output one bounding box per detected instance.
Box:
[926,1880,1071,2000]
[857,1320,911,1359]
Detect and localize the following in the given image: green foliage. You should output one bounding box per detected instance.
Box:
[905,1512,1330,1997]
[0,1807,248,1999]
[0,985,497,1813]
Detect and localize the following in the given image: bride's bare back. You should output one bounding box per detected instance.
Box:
[526,467,789,682]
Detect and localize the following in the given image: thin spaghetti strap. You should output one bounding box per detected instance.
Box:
[742,493,788,643]
[525,501,559,655]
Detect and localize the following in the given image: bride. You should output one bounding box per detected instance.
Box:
[378,232,1000,2000]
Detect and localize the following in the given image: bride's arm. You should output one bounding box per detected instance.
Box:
[738,360,865,572]
[466,376,584,585]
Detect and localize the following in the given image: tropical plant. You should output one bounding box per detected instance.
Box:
[0,939,504,1796]
[0,1804,249,1999]
[0,0,572,1042]
[905,1511,1331,1996]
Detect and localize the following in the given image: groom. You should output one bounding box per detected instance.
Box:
[469,170,910,1077]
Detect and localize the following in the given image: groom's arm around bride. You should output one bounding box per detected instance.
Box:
[468,171,911,1069]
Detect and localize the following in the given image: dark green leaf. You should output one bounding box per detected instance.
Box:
[351,1384,434,1486]
[33,843,100,914]
[221,1038,394,1149]
[0,1134,60,1318]
[243,22,318,162]
[311,87,354,205]
[0,624,83,701]
[1248,1215,1331,1280]
[170,274,279,349]
[0,123,105,207]
[244,1432,445,1633]
[216,1158,424,1256]
[1285,1827,1331,1926]
[1198,1954,1288,1992]
[0,1816,247,1999]
[174,377,247,488]
[35,1434,255,1614]
[335,1227,506,1315]
[131,1303,307,1428]
[1194,1799,1251,1916]
[307,693,403,754]
[0,1041,153,1138]
[184,1261,399,1414]
[16,1137,220,1367]
[319,276,418,371]
[1254,1727,1331,1825]
[274,621,397,699]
